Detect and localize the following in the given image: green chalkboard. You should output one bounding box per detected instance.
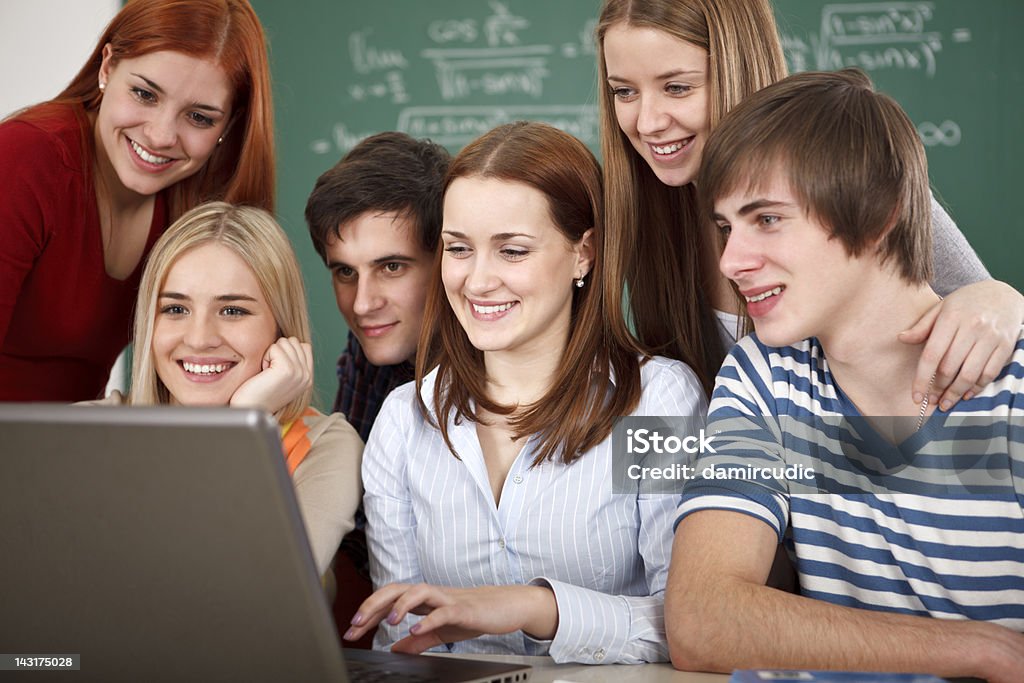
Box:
[250,0,1023,409]
[772,0,1022,289]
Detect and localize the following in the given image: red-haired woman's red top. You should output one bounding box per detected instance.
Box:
[0,105,166,401]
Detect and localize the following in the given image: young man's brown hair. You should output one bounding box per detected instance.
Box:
[304,132,451,260]
[697,67,933,284]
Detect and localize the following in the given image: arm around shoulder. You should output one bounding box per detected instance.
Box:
[928,194,988,294]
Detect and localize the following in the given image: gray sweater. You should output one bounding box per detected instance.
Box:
[930,194,988,295]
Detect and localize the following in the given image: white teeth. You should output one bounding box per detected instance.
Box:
[130,139,172,165]
[472,302,514,315]
[652,141,685,155]
[745,286,784,303]
[182,361,230,375]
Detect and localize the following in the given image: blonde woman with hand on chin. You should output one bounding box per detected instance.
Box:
[87,202,362,577]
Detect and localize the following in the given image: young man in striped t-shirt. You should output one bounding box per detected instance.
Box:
[665,68,1024,681]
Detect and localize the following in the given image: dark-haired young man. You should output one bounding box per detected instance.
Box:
[306,132,450,440]
[667,69,1024,681]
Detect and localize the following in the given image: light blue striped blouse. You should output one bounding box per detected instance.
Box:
[677,332,1024,630]
[363,356,706,664]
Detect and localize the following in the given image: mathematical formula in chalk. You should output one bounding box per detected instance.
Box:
[309,1,972,155]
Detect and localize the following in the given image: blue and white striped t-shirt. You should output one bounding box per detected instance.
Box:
[676,332,1024,630]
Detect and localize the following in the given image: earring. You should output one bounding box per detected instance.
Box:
[217,136,224,145]
[98,82,105,92]
[575,277,585,288]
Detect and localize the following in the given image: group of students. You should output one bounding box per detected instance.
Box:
[1,0,1022,680]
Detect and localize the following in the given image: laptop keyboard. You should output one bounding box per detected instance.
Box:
[346,658,441,683]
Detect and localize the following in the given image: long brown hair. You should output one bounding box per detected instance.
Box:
[415,121,644,467]
[596,0,788,395]
[12,0,275,219]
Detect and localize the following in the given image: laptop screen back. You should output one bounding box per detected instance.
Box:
[0,405,347,683]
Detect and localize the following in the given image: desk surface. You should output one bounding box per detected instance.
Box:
[439,654,728,683]
[439,656,975,683]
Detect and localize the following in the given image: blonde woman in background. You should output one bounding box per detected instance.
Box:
[596,0,1024,405]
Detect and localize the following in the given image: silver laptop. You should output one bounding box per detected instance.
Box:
[0,404,531,683]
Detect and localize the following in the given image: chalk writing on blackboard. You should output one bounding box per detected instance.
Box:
[349,29,408,74]
[781,1,963,78]
[918,120,961,147]
[561,18,597,59]
[316,2,977,156]
[779,2,966,147]
[397,105,598,148]
[346,28,410,105]
[313,1,598,154]
[423,46,552,101]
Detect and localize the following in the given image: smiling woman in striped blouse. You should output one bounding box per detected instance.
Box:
[344,121,707,663]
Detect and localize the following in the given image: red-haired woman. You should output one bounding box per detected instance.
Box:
[345,122,707,663]
[0,0,274,401]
